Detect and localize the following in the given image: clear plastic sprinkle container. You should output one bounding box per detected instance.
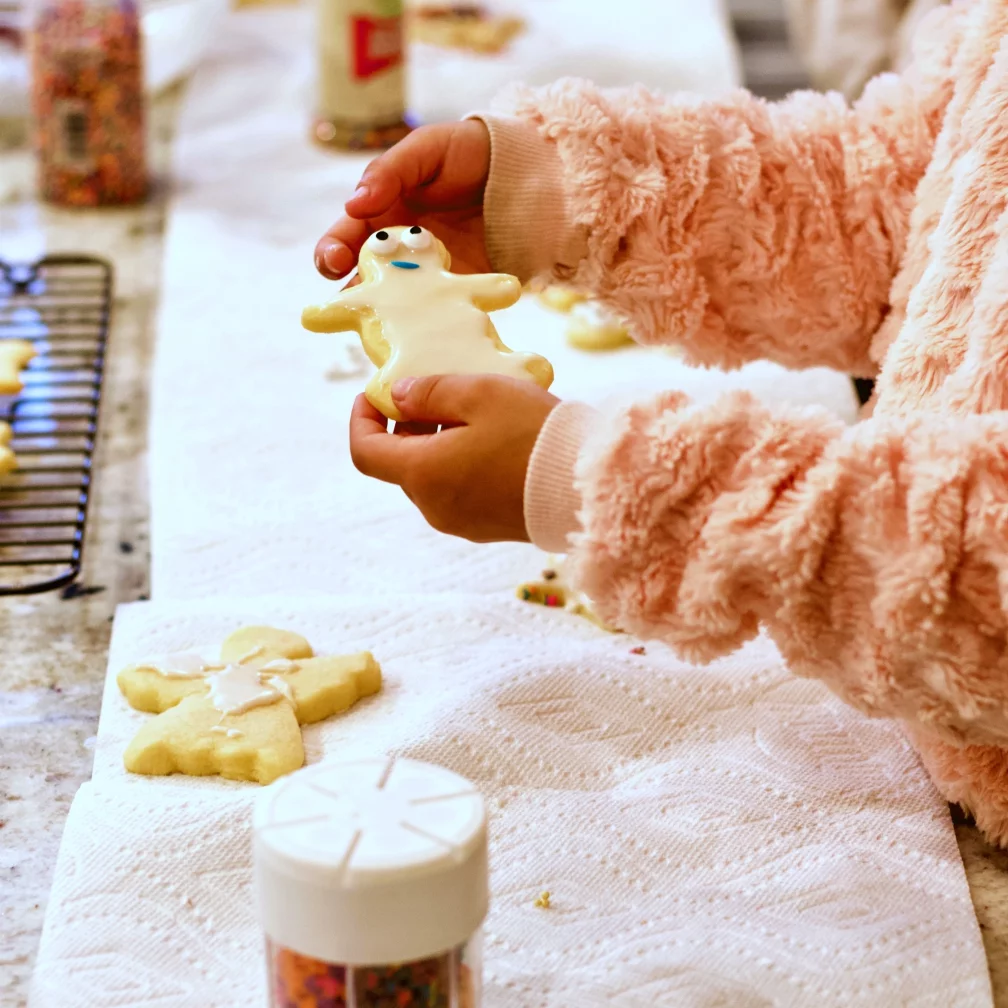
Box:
[254,757,487,1007]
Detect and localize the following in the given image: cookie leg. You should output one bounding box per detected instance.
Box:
[523,354,554,390]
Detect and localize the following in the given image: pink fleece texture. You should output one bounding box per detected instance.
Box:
[483,0,1008,846]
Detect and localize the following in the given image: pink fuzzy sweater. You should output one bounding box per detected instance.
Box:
[473,0,1008,845]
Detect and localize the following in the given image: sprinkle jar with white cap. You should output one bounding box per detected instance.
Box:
[254,756,488,1007]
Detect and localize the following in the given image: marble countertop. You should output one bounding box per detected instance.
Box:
[0,91,179,1005]
[4,29,1008,1008]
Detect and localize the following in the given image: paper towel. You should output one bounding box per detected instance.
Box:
[32,596,993,1007]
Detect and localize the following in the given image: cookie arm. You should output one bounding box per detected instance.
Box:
[301,288,371,334]
[284,652,382,725]
[454,272,522,312]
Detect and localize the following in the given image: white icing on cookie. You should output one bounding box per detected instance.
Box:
[206,663,292,716]
[261,658,300,674]
[137,647,299,715]
[135,651,221,678]
[301,225,553,421]
[210,725,244,738]
[264,675,294,704]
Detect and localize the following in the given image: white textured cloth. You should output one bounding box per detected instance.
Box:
[31,596,994,1007]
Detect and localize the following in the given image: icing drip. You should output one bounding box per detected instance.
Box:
[211,726,243,739]
[261,658,300,674]
[206,663,292,716]
[265,675,294,704]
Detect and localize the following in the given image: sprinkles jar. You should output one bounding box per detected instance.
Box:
[255,757,487,1007]
[28,0,147,206]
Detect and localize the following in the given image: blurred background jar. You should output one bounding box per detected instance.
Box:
[313,0,411,152]
[28,0,148,205]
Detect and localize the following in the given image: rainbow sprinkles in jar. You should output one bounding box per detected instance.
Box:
[255,756,487,1007]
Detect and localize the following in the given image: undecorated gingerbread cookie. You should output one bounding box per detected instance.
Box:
[536,285,586,314]
[302,225,553,422]
[565,302,634,352]
[0,339,35,395]
[118,626,382,784]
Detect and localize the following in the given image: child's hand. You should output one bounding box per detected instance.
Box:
[316,121,492,280]
[349,375,559,543]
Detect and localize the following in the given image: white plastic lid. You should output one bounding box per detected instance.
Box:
[253,757,488,965]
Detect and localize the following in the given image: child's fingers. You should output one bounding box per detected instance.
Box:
[392,373,513,424]
[315,216,372,279]
[349,394,419,485]
[346,125,454,217]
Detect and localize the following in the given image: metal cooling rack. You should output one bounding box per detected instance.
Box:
[0,255,112,595]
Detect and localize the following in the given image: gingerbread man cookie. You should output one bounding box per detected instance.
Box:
[118,626,382,785]
[302,225,553,422]
[565,302,634,352]
[0,339,36,395]
[536,285,586,314]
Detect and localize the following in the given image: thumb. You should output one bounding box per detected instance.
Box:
[391,375,489,424]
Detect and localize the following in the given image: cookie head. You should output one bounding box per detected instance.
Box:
[358,225,450,280]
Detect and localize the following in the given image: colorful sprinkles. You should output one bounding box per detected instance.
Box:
[267,940,476,1007]
[29,0,147,206]
[518,582,568,608]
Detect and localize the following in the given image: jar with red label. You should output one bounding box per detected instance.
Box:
[29,0,147,206]
[314,0,413,151]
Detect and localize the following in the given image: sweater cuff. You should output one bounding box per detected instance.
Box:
[465,113,587,283]
[523,401,600,553]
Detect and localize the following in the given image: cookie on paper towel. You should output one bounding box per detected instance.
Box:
[118,625,381,785]
[536,284,586,314]
[301,225,553,422]
[0,339,36,395]
[565,301,634,352]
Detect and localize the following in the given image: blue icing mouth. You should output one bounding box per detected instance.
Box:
[390,261,420,270]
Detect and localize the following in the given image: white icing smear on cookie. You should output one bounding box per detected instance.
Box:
[211,725,244,739]
[261,658,300,675]
[206,663,293,716]
[135,651,222,679]
[264,675,295,703]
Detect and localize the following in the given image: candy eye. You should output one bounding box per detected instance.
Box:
[364,230,399,256]
[401,226,432,251]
